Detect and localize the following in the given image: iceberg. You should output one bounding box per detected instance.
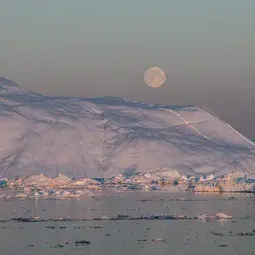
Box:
[1,77,255,179]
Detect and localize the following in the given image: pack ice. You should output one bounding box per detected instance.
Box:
[1,77,255,178]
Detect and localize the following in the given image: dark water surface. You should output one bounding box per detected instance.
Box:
[0,192,254,255]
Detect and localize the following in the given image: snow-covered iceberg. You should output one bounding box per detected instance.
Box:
[1,77,255,178]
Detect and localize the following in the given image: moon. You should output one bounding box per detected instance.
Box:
[144,67,166,88]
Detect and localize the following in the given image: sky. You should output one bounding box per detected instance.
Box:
[1,0,255,138]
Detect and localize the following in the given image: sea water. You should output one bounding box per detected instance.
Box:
[0,192,254,255]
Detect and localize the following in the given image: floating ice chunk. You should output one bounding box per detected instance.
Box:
[54,174,71,184]
[206,175,215,181]
[215,213,232,219]
[197,213,207,220]
[176,214,185,219]
[225,171,246,181]
[194,185,221,192]
[246,175,255,182]
[34,192,40,197]
[15,193,28,199]
[155,169,181,179]
[152,239,167,244]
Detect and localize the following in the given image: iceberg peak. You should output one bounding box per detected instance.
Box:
[0,77,28,94]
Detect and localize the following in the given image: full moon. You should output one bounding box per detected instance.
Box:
[144,67,166,88]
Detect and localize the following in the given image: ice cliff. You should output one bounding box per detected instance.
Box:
[1,77,255,178]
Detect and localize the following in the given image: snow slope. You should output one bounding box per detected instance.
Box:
[1,77,255,178]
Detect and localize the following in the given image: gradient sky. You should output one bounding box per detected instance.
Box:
[1,1,255,138]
